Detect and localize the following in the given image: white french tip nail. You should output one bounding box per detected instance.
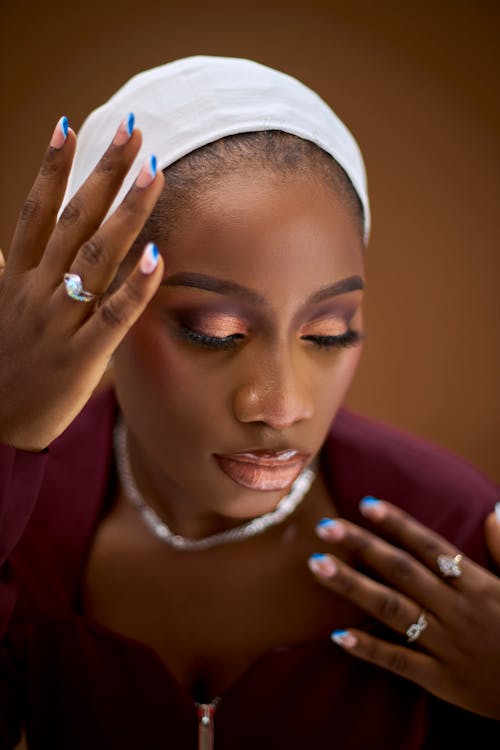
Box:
[495,502,500,525]
[331,629,357,648]
[139,242,159,274]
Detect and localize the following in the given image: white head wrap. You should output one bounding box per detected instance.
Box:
[64,56,370,243]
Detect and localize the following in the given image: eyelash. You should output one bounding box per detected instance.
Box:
[178,325,362,352]
[178,325,245,351]
[301,329,362,350]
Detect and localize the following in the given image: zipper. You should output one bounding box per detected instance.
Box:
[196,698,220,750]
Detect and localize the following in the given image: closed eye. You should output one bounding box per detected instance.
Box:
[177,325,363,352]
[301,329,363,349]
[178,325,245,350]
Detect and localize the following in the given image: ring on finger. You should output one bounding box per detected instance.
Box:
[406,611,428,643]
[63,273,99,303]
[437,553,463,579]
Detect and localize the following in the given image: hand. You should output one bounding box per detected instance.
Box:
[308,498,500,719]
[0,116,165,451]
[485,504,500,571]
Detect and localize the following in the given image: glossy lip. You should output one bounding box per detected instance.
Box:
[222,448,305,464]
[214,450,310,491]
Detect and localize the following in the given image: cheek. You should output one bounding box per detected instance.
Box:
[113,316,231,436]
[332,308,365,399]
[318,345,363,414]
[114,319,198,413]
[309,337,363,433]
[343,338,363,374]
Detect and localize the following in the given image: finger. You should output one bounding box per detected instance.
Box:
[308,553,441,648]
[41,115,143,277]
[0,248,5,273]
[357,497,488,591]
[484,505,500,571]
[330,628,438,690]
[76,243,163,359]
[7,117,76,272]
[51,163,164,324]
[316,518,456,613]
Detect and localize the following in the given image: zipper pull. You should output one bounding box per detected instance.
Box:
[197,699,219,750]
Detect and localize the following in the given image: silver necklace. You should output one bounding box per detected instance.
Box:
[114,417,316,552]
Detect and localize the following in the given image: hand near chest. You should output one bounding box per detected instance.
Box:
[308,498,500,720]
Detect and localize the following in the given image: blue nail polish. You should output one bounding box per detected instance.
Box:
[60,116,69,137]
[318,517,337,528]
[151,243,159,262]
[150,154,157,177]
[331,629,349,638]
[310,552,327,560]
[126,112,135,137]
[360,496,380,508]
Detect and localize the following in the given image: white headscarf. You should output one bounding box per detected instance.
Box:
[64,56,370,243]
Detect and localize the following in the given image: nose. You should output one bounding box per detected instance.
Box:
[232,348,314,430]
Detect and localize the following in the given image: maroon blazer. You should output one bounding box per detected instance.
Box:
[0,390,498,749]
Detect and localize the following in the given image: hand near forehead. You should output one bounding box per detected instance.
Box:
[308,498,500,720]
[0,116,164,451]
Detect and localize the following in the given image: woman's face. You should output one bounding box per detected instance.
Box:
[113,168,365,524]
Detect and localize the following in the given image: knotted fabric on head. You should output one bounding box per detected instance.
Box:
[63,56,371,243]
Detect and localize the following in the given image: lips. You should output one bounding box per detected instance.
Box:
[214,448,310,491]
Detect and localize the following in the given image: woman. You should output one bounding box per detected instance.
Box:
[0,56,499,749]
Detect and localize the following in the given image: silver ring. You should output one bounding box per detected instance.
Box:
[406,612,428,643]
[437,553,463,578]
[63,273,98,303]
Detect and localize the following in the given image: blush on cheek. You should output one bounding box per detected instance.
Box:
[337,343,363,395]
[121,321,197,396]
[114,320,211,453]
[318,343,363,421]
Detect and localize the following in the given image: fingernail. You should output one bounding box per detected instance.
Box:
[308,553,337,577]
[331,629,358,648]
[136,154,157,188]
[316,518,345,541]
[113,113,135,146]
[360,496,386,520]
[495,502,500,526]
[140,242,159,274]
[318,518,337,527]
[50,116,69,149]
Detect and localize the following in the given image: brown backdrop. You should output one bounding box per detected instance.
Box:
[1,0,499,481]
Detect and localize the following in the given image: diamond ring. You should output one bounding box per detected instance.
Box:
[63,273,98,303]
[406,612,428,643]
[437,553,463,578]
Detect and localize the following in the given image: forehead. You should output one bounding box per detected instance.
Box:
[161,170,364,302]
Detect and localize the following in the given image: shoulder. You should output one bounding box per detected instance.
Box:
[322,409,499,562]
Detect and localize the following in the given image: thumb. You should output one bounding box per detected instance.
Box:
[484,503,500,571]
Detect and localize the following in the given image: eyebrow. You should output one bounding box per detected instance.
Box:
[163,272,364,306]
[164,272,266,305]
[308,276,364,303]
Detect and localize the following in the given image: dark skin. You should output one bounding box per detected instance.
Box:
[112,171,365,536]
[1,118,499,726]
[83,170,367,698]
[82,474,365,699]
